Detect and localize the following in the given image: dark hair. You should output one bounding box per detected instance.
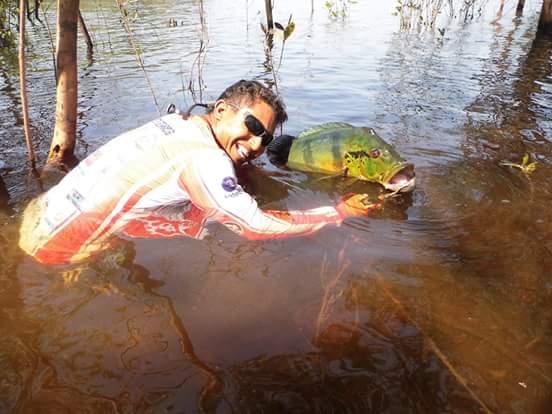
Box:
[215,80,288,127]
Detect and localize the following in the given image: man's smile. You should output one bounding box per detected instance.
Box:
[236,143,251,162]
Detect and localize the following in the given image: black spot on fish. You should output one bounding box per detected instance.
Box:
[344,152,352,167]
[345,151,369,160]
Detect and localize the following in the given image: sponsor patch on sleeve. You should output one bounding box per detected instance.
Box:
[221,176,238,192]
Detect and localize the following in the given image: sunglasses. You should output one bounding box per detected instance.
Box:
[244,114,273,147]
[226,102,273,147]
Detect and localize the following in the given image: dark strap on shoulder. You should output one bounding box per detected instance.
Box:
[181,103,214,120]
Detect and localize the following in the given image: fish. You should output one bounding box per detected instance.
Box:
[266,122,415,193]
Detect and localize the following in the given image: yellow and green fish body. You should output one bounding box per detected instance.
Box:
[283,123,415,193]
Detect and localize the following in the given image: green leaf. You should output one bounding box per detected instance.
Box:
[500,158,538,176]
[522,153,529,166]
[499,161,515,168]
[525,162,537,174]
[284,22,295,40]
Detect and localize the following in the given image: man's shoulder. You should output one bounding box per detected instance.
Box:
[100,115,207,159]
[153,114,197,135]
[189,146,235,172]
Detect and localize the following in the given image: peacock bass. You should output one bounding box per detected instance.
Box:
[266,122,415,193]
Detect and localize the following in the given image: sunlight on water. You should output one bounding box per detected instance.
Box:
[1,0,552,412]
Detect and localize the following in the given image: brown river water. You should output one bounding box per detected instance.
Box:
[1,0,551,412]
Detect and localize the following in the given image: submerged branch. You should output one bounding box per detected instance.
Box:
[40,1,57,82]
[115,0,160,115]
[78,9,93,55]
[315,242,350,341]
[376,277,495,414]
[18,0,36,171]
[264,0,273,29]
[186,0,208,103]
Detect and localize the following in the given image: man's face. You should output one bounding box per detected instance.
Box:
[212,99,277,166]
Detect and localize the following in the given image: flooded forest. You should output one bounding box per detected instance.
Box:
[1,0,551,412]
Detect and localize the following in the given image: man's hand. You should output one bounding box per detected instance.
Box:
[336,193,382,219]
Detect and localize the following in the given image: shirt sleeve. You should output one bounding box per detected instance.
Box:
[179,150,343,240]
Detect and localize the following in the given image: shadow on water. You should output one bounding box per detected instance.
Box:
[396,12,552,413]
[407,157,552,414]
[239,161,413,221]
[358,4,552,412]
[464,13,552,161]
[0,175,10,211]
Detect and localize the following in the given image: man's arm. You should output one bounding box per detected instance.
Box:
[180,150,379,240]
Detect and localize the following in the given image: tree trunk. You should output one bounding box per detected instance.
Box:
[0,174,9,208]
[78,9,93,54]
[539,0,552,35]
[18,0,36,171]
[264,0,273,29]
[496,0,505,20]
[516,0,525,16]
[47,0,79,169]
[0,4,6,48]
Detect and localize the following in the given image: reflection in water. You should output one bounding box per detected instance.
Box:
[445,14,552,410]
[0,174,9,209]
[396,0,475,31]
[0,215,36,414]
[0,336,37,413]
[241,160,414,223]
[0,50,23,130]
[196,270,485,413]
[464,11,552,162]
[13,241,223,412]
[185,0,209,103]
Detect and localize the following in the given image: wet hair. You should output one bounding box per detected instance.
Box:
[215,80,288,127]
[182,80,288,127]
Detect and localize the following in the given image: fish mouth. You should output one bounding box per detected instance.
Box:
[383,164,416,193]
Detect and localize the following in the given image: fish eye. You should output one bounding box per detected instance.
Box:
[370,149,381,158]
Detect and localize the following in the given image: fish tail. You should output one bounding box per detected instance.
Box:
[266,134,296,165]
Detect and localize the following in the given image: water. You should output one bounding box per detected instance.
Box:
[1,0,552,412]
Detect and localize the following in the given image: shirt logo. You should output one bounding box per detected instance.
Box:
[221,176,237,192]
[67,189,85,210]
[153,119,175,135]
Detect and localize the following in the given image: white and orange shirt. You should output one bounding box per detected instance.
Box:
[19,114,342,264]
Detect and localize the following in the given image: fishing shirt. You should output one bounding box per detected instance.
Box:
[19,114,342,265]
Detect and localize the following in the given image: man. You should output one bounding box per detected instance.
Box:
[19,80,379,265]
